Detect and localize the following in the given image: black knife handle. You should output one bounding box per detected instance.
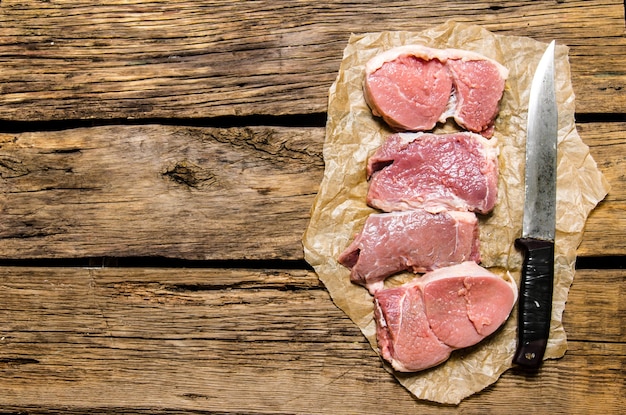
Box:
[513,238,554,368]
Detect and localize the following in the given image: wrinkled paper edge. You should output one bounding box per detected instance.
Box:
[302,20,610,405]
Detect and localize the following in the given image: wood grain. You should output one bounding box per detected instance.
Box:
[577,122,626,256]
[0,1,623,413]
[0,125,324,260]
[0,267,623,414]
[0,122,622,260]
[0,0,624,121]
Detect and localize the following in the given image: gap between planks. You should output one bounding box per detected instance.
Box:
[0,112,624,134]
[0,256,623,270]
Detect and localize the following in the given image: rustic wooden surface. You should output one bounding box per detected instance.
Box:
[0,1,624,414]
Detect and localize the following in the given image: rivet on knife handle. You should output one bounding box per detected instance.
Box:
[513,238,554,368]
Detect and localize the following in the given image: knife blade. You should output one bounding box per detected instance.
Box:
[513,40,558,369]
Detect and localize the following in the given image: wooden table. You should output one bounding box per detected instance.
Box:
[0,1,624,413]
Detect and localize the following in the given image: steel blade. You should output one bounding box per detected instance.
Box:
[522,40,557,241]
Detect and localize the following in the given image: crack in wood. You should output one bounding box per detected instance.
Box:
[7,186,102,194]
[162,160,223,190]
[0,154,30,178]
[111,281,207,305]
[0,357,40,365]
[203,127,323,166]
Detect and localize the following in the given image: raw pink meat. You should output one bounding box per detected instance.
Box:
[447,58,508,137]
[363,45,508,137]
[338,209,480,293]
[420,262,518,348]
[364,54,452,131]
[367,132,499,214]
[374,262,517,372]
[374,284,452,372]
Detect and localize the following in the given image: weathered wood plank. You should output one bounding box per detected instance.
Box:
[0,267,623,413]
[577,122,626,256]
[0,122,622,260]
[0,0,624,121]
[565,269,625,342]
[0,125,324,260]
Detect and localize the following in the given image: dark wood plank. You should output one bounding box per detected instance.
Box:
[0,122,622,260]
[0,267,623,413]
[0,0,623,121]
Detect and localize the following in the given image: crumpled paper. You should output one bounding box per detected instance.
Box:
[302,21,610,404]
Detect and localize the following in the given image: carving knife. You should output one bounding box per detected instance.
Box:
[513,40,558,369]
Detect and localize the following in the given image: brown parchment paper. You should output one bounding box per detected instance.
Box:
[302,21,610,405]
